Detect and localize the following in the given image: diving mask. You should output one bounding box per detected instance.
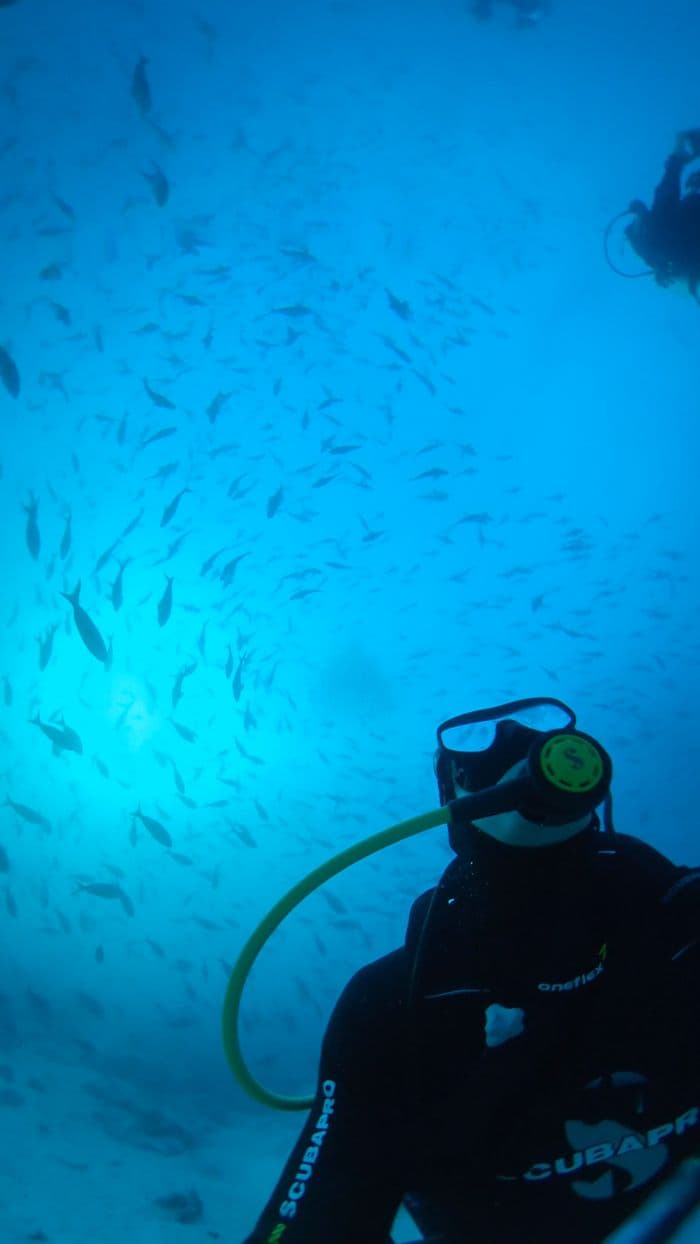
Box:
[435,697,575,800]
[435,696,612,833]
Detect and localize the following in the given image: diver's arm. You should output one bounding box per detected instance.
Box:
[660,866,700,968]
[241,951,410,1244]
[651,152,687,213]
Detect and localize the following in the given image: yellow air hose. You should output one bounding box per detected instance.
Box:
[222,804,449,1110]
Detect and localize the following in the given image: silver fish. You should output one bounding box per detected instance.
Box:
[131,55,151,115]
[158,575,173,627]
[37,623,57,671]
[111,558,131,611]
[74,880,135,916]
[59,508,72,559]
[4,797,51,832]
[172,661,196,708]
[160,487,190,528]
[0,344,20,398]
[31,715,83,755]
[23,493,40,559]
[61,581,109,664]
[131,805,172,849]
[142,160,169,207]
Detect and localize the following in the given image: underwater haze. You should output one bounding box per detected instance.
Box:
[0,0,698,1240]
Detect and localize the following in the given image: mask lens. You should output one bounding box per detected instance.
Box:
[440,701,573,753]
[437,699,576,795]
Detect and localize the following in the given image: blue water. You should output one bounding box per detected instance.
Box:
[0,0,698,1239]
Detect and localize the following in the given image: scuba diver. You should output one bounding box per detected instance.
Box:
[610,130,700,303]
[471,0,550,28]
[239,699,700,1244]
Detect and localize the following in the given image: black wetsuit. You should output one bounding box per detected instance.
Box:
[626,152,700,299]
[242,830,700,1244]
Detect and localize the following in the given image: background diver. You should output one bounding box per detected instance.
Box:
[241,697,700,1244]
[614,130,700,303]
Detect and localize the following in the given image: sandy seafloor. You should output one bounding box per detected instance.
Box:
[1,1044,698,1244]
[0,1044,293,1243]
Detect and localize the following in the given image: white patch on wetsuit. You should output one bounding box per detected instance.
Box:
[484,1002,525,1048]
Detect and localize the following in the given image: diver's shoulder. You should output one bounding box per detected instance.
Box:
[338,947,410,1005]
[612,831,695,874]
[323,949,412,1071]
[608,832,699,907]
